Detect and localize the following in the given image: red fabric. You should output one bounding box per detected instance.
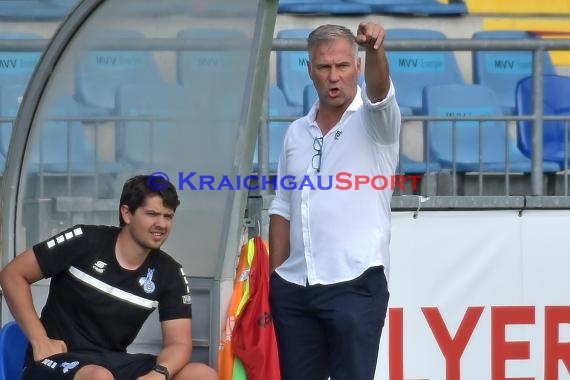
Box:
[231,236,281,380]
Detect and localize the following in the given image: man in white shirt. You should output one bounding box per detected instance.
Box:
[268,21,401,380]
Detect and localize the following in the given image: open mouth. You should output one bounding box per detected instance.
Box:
[329,88,340,97]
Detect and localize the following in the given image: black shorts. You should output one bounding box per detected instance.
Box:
[21,351,156,380]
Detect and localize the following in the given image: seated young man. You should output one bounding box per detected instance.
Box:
[0,174,218,380]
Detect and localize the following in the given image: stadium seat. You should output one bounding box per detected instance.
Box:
[276,28,312,116]
[105,0,257,18]
[0,321,28,380]
[0,86,34,162]
[0,85,119,174]
[188,0,258,17]
[397,155,441,175]
[303,84,317,116]
[115,83,186,169]
[472,30,557,115]
[278,0,371,15]
[345,0,468,15]
[423,83,560,173]
[253,85,291,173]
[176,28,249,84]
[516,74,570,169]
[117,2,194,17]
[0,32,43,88]
[0,0,75,20]
[74,29,164,113]
[176,28,249,121]
[385,29,465,116]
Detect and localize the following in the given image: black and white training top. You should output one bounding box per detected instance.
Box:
[32,224,192,353]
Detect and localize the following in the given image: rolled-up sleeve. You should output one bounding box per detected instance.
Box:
[268,133,291,220]
[361,79,401,145]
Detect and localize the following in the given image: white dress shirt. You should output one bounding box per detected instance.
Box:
[269,82,401,286]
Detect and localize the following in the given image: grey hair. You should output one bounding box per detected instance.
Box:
[307,24,359,61]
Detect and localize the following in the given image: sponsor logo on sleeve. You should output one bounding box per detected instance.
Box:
[46,227,83,249]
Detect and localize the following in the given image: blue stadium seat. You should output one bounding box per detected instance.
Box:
[398,155,441,175]
[276,28,312,116]
[303,84,317,115]
[253,85,291,173]
[472,30,557,115]
[0,86,28,169]
[40,94,121,174]
[176,28,249,121]
[278,0,371,15]
[268,86,292,173]
[0,85,119,174]
[117,2,193,17]
[0,321,28,380]
[115,83,186,169]
[0,32,43,88]
[345,0,467,15]
[176,28,249,85]
[385,29,464,116]
[0,0,76,20]
[186,1,257,17]
[423,83,560,173]
[516,74,570,169]
[74,29,164,113]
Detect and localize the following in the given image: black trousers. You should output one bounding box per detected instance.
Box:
[21,351,156,380]
[269,266,390,380]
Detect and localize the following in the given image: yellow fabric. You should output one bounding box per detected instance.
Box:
[484,18,570,32]
[467,0,570,14]
[236,239,256,315]
[219,238,271,380]
[218,240,255,380]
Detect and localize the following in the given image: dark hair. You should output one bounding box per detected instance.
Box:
[119,175,180,226]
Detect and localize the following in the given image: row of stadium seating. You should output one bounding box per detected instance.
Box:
[0,27,556,118]
[0,27,568,185]
[277,0,468,16]
[269,28,570,176]
[0,0,76,20]
[0,28,246,178]
[0,0,257,20]
[0,0,467,19]
[266,74,570,176]
[5,0,568,20]
[13,74,566,185]
[277,28,557,116]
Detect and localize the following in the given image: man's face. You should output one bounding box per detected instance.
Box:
[121,195,174,251]
[308,37,361,111]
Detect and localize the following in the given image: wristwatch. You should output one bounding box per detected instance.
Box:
[152,364,170,379]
